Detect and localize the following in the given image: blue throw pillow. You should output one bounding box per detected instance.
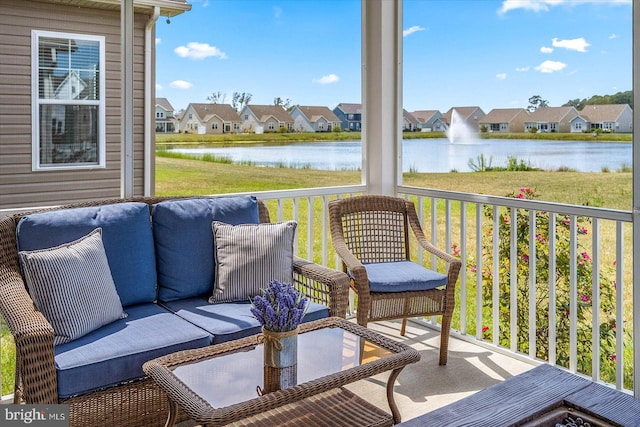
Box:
[16,203,157,307]
[152,196,260,302]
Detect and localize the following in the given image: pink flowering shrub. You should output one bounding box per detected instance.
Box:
[469,187,624,384]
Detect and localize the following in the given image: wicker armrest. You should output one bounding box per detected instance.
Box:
[292,256,350,318]
[0,216,58,404]
[406,206,461,267]
[0,266,57,404]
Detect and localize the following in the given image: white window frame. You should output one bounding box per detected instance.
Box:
[31,30,106,171]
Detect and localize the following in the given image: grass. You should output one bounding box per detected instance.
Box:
[156,156,632,210]
[155,131,632,146]
[1,318,15,396]
[155,157,362,196]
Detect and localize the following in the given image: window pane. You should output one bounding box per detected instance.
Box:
[39,37,100,101]
[39,105,98,165]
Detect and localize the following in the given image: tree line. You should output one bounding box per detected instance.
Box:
[528,90,632,112]
[206,90,633,114]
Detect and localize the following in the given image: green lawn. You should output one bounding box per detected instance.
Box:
[155,131,632,145]
[157,156,631,210]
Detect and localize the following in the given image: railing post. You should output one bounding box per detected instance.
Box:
[528,210,537,360]
[632,0,640,398]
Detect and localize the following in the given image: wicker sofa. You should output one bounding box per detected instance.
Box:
[0,195,350,427]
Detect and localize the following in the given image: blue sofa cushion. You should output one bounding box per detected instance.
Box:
[152,196,260,302]
[162,297,330,344]
[363,260,448,293]
[54,303,211,398]
[16,203,157,307]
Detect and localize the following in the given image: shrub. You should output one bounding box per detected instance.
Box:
[468,154,493,172]
[468,187,626,386]
[505,156,536,171]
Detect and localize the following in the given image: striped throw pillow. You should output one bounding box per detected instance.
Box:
[210,221,296,303]
[18,228,126,345]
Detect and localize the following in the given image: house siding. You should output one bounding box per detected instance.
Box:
[616,105,633,133]
[0,1,149,209]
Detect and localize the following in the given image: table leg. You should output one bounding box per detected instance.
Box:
[165,400,178,427]
[386,367,405,424]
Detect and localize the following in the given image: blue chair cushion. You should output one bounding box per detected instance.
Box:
[54,303,211,398]
[363,260,448,293]
[152,196,260,302]
[161,297,330,344]
[16,203,157,307]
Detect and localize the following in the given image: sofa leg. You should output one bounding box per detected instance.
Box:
[400,318,407,336]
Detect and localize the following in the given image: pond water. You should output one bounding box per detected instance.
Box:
[168,138,632,173]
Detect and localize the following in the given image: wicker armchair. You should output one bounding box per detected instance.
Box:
[328,194,461,365]
[0,196,350,427]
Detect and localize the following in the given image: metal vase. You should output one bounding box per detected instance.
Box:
[262,365,298,394]
[262,327,298,368]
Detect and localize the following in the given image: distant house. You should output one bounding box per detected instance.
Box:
[239,105,294,133]
[571,104,633,133]
[402,110,419,131]
[155,98,177,133]
[0,0,191,210]
[479,108,529,133]
[289,105,342,132]
[525,106,579,133]
[411,110,444,132]
[441,106,486,132]
[179,103,242,134]
[333,103,362,131]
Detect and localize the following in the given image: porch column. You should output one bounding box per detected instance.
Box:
[361,0,403,196]
[121,1,134,198]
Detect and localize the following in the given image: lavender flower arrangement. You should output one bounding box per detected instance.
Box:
[251,280,309,332]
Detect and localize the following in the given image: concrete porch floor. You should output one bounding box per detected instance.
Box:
[344,319,536,422]
[176,318,536,426]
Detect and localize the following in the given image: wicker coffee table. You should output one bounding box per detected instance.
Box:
[143,317,420,426]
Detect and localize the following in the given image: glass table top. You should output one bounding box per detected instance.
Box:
[172,326,392,409]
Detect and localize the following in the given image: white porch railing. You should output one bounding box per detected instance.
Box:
[398,185,634,394]
[0,184,635,399]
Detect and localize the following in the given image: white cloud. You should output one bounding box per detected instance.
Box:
[273,6,283,18]
[169,80,193,89]
[540,46,553,54]
[516,66,530,72]
[156,38,161,45]
[156,83,163,90]
[535,60,567,73]
[174,42,227,60]
[499,0,553,14]
[496,73,507,80]
[499,0,630,15]
[609,33,619,39]
[403,25,426,37]
[552,37,590,52]
[313,74,340,84]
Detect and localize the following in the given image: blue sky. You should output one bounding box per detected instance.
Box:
[156,0,632,114]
